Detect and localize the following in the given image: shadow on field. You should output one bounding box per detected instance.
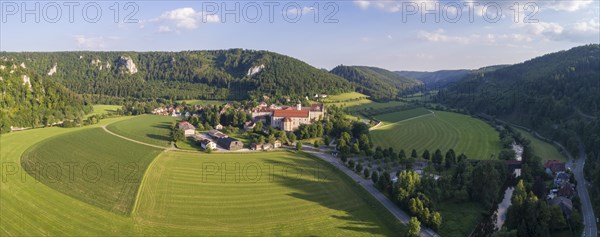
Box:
[147,133,170,142]
[152,122,172,130]
[263,156,397,236]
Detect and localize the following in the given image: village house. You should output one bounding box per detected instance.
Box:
[217,137,244,151]
[250,143,263,151]
[178,121,196,137]
[544,160,566,175]
[558,182,575,198]
[208,129,228,139]
[262,143,273,150]
[273,140,282,148]
[200,139,217,150]
[215,124,224,130]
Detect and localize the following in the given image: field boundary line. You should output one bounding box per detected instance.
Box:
[101,125,169,150]
[131,150,167,218]
[371,110,435,131]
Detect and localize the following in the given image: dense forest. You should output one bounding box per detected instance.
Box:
[0,49,353,101]
[330,65,423,101]
[437,44,600,153]
[0,62,92,133]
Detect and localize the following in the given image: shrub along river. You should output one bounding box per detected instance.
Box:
[470,143,523,237]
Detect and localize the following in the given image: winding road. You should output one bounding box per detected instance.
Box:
[572,143,598,237]
[302,146,440,237]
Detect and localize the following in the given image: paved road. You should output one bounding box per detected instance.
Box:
[573,143,598,237]
[302,146,440,237]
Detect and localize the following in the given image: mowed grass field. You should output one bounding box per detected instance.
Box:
[134,151,403,236]
[370,108,502,160]
[1,116,403,236]
[107,115,177,147]
[513,127,566,162]
[86,104,121,118]
[20,127,163,215]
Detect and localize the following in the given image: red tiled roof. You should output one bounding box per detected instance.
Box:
[273,109,309,118]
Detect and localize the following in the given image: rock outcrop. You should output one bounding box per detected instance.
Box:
[247,64,265,76]
[47,64,57,76]
[118,56,138,74]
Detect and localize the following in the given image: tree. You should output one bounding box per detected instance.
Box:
[430,211,442,231]
[355,163,363,173]
[445,149,456,169]
[422,149,430,160]
[371,171,379,184]
[406,217,421,237]
[268,134,276,144]
[549,205,567,231]
[296,142,303,151]
[351,143,361,154]
[432,149,443,166]
[288,132,297,144]
[399,149,407,160]
[254,121,263,132]
[411,149,418,159]
[172,129,185,142]
[257,136,265,145]
[363,168,370,178]
[358,134,370,151]
[499,149,516,160]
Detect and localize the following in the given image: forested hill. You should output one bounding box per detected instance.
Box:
[330,65,423,101]
[0,49,353,101]
[437,44,600,152]
[0,61,92,133]
[396,69,471,89]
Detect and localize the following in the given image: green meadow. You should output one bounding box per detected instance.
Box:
[21,127,162,214]
[107,114,177,147]
[370,108,502,160]
[0,116,403,236]
[135,151,403,236]
[514,127,567,162]
[86,104,121,118]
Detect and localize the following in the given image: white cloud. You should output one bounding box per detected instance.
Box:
[543,0,593,12]
[572,18,600,33]
[354,0,371,9]
[159,8,202,29]
[158,26,172,33]
[144,7,219,32]
[353,0,402,13]
[417,29,533,45]
[72,35,119,49]
[387,35,393,39]
[524,22,564,36]
[417,29,470,44]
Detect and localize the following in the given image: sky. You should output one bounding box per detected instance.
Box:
[1,0,599,71]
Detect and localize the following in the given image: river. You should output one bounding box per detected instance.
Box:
[471,143,523,236]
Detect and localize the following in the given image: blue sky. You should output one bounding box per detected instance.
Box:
[1,0,599,71]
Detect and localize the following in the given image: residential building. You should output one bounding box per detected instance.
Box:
[217,137,244,151]
[208,129,228,139]
[178,121,196,137]
[544,160,566,175]
[200,139,217,150]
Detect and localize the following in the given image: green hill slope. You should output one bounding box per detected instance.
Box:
[0,50,353,101]
[330,65,423,101]
[0,61,92,132]
[438,44,600,153]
